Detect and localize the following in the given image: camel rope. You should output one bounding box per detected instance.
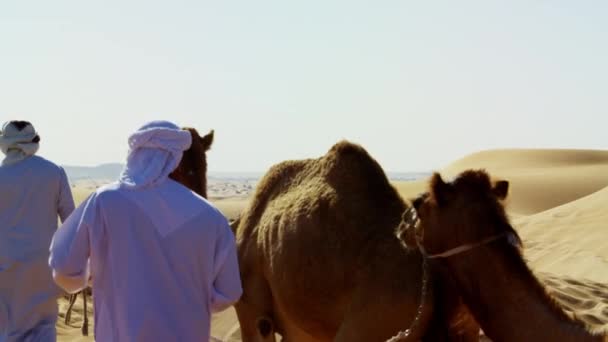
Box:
[65,290,89,336]
[385,256,429,342]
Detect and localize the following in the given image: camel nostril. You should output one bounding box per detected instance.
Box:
[257,318,273,338]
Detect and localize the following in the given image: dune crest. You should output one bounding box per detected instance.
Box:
[514,185,608,283]
[442,148,608,215]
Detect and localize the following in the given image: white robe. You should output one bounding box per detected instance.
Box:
[0,156,75,342]
[50,120,242,342]
[49,179,242,342]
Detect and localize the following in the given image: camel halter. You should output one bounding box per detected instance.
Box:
[386,207,517,341]
[385,207,437,342]
[402,206,514,259]
[419,231,512,259]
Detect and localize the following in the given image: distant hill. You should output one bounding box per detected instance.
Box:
[63,164,428,183]
[387,172,431,181]
[63,163,124,181]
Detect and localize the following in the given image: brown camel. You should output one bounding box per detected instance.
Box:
[233,141,479,342]
[64,127,214,335]
[405,170,607,342]
[169,128,214,197]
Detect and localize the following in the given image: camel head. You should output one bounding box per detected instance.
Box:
[407,170,522,259]
[169,128,214,198]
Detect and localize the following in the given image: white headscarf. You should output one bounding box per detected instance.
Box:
[119,121,192,189]
[0,121,40,166]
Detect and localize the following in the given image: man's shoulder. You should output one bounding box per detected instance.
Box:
[12,156,67,179]
[91,182,124,202]
[164,180,227,221]
[27,155,63,171]
[165,180,213,205]
[95,182,121,194]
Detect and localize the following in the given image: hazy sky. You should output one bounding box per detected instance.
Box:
[1,1,607,172]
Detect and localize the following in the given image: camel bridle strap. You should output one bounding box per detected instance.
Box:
[384,207,431,341]
[400,205,513,260]
[418,231,511,259]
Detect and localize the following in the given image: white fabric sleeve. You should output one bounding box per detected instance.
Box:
[49,194,94,293]
[57,167,76,223]
[210,218,243,313]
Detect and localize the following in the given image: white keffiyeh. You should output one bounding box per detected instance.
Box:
[0,121,40,166]
[119,120,192,189]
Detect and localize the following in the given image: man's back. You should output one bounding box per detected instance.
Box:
[0,156,72,265]
[52,179,242,341]
[50,120,242,342]
[0,120,75,342]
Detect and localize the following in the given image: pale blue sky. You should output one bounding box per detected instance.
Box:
[1,1,607,172]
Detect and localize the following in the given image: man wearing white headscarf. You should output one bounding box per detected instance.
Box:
[49,120,242,341]
[0,120,75,342]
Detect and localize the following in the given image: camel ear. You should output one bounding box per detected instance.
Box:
[430,172,453,206]
[492,180,509,200]
[200,130,214,151]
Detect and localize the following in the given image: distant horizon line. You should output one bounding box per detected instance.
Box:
[61,163,431,175]
[59,146,608,171]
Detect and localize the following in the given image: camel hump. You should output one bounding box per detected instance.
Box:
[327,140,367,155]
[237,140,404,237]
[251,140,398,207]
[322,140,394,194]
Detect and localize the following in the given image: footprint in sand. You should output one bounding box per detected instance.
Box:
[564,278,587,287]
[543,277,563,289]
[551,290,591,309]
[580,313,606,326]
[540,274,608,332]
[589,289,608,301]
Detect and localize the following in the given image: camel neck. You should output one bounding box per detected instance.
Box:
[449,245,604,342]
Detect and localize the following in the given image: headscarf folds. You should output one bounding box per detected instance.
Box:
[0,121,40,166]
[119,121,192,189]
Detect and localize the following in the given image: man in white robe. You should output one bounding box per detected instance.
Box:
[0,120,75,342]
[49,120,242,341]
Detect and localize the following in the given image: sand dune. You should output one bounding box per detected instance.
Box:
[515,185,608,283]
[442,149,608,215]
[56,148,608,340]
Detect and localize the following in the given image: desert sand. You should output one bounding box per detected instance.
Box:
[57,148,608,341]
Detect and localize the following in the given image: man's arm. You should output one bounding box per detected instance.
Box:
[49,194,94,293]
[210,218,243,313]
[57,167,75,222]
[57,167,74,223]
